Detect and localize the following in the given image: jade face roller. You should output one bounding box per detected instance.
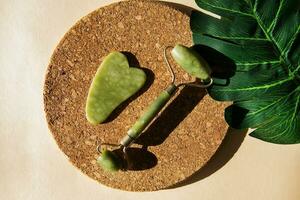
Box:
[97,44,213,172]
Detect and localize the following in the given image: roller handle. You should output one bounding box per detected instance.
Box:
[120,84,177,147]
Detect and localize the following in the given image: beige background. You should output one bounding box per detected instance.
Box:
[0,0,299,199]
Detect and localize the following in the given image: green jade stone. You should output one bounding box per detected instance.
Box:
[97,150,122,172]
[86,52,146,124]
[171,44,212,81]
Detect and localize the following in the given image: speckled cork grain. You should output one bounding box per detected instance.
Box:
[43,0,228,191]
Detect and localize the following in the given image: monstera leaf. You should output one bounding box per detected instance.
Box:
[191,0,300,144]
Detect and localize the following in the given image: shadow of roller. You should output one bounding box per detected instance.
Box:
[158,2,244,188]
[136,86,207,147]
[168,128,248,189]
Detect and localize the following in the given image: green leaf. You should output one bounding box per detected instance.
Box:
[191,0,300,144]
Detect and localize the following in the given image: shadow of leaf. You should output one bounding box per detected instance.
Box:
[168,128,248,188]
[192,44,236,81]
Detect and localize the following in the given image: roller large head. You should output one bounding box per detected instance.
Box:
[171,44,212,82]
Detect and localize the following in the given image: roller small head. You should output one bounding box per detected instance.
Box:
[97,149,123,172]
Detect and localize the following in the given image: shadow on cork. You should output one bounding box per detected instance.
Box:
[136,86,207,146]
[167,128,248,189]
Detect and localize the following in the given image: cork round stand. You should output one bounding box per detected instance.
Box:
[44,0,228,191]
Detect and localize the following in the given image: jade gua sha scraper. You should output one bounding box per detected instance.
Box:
[86,52,146,124]
[86,44,213,172]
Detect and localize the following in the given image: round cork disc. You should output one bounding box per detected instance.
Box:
[44,0,228,191]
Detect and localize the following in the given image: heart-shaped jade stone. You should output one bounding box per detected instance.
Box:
[86,52,146,124]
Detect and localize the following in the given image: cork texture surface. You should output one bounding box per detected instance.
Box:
[43,0,228,191]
